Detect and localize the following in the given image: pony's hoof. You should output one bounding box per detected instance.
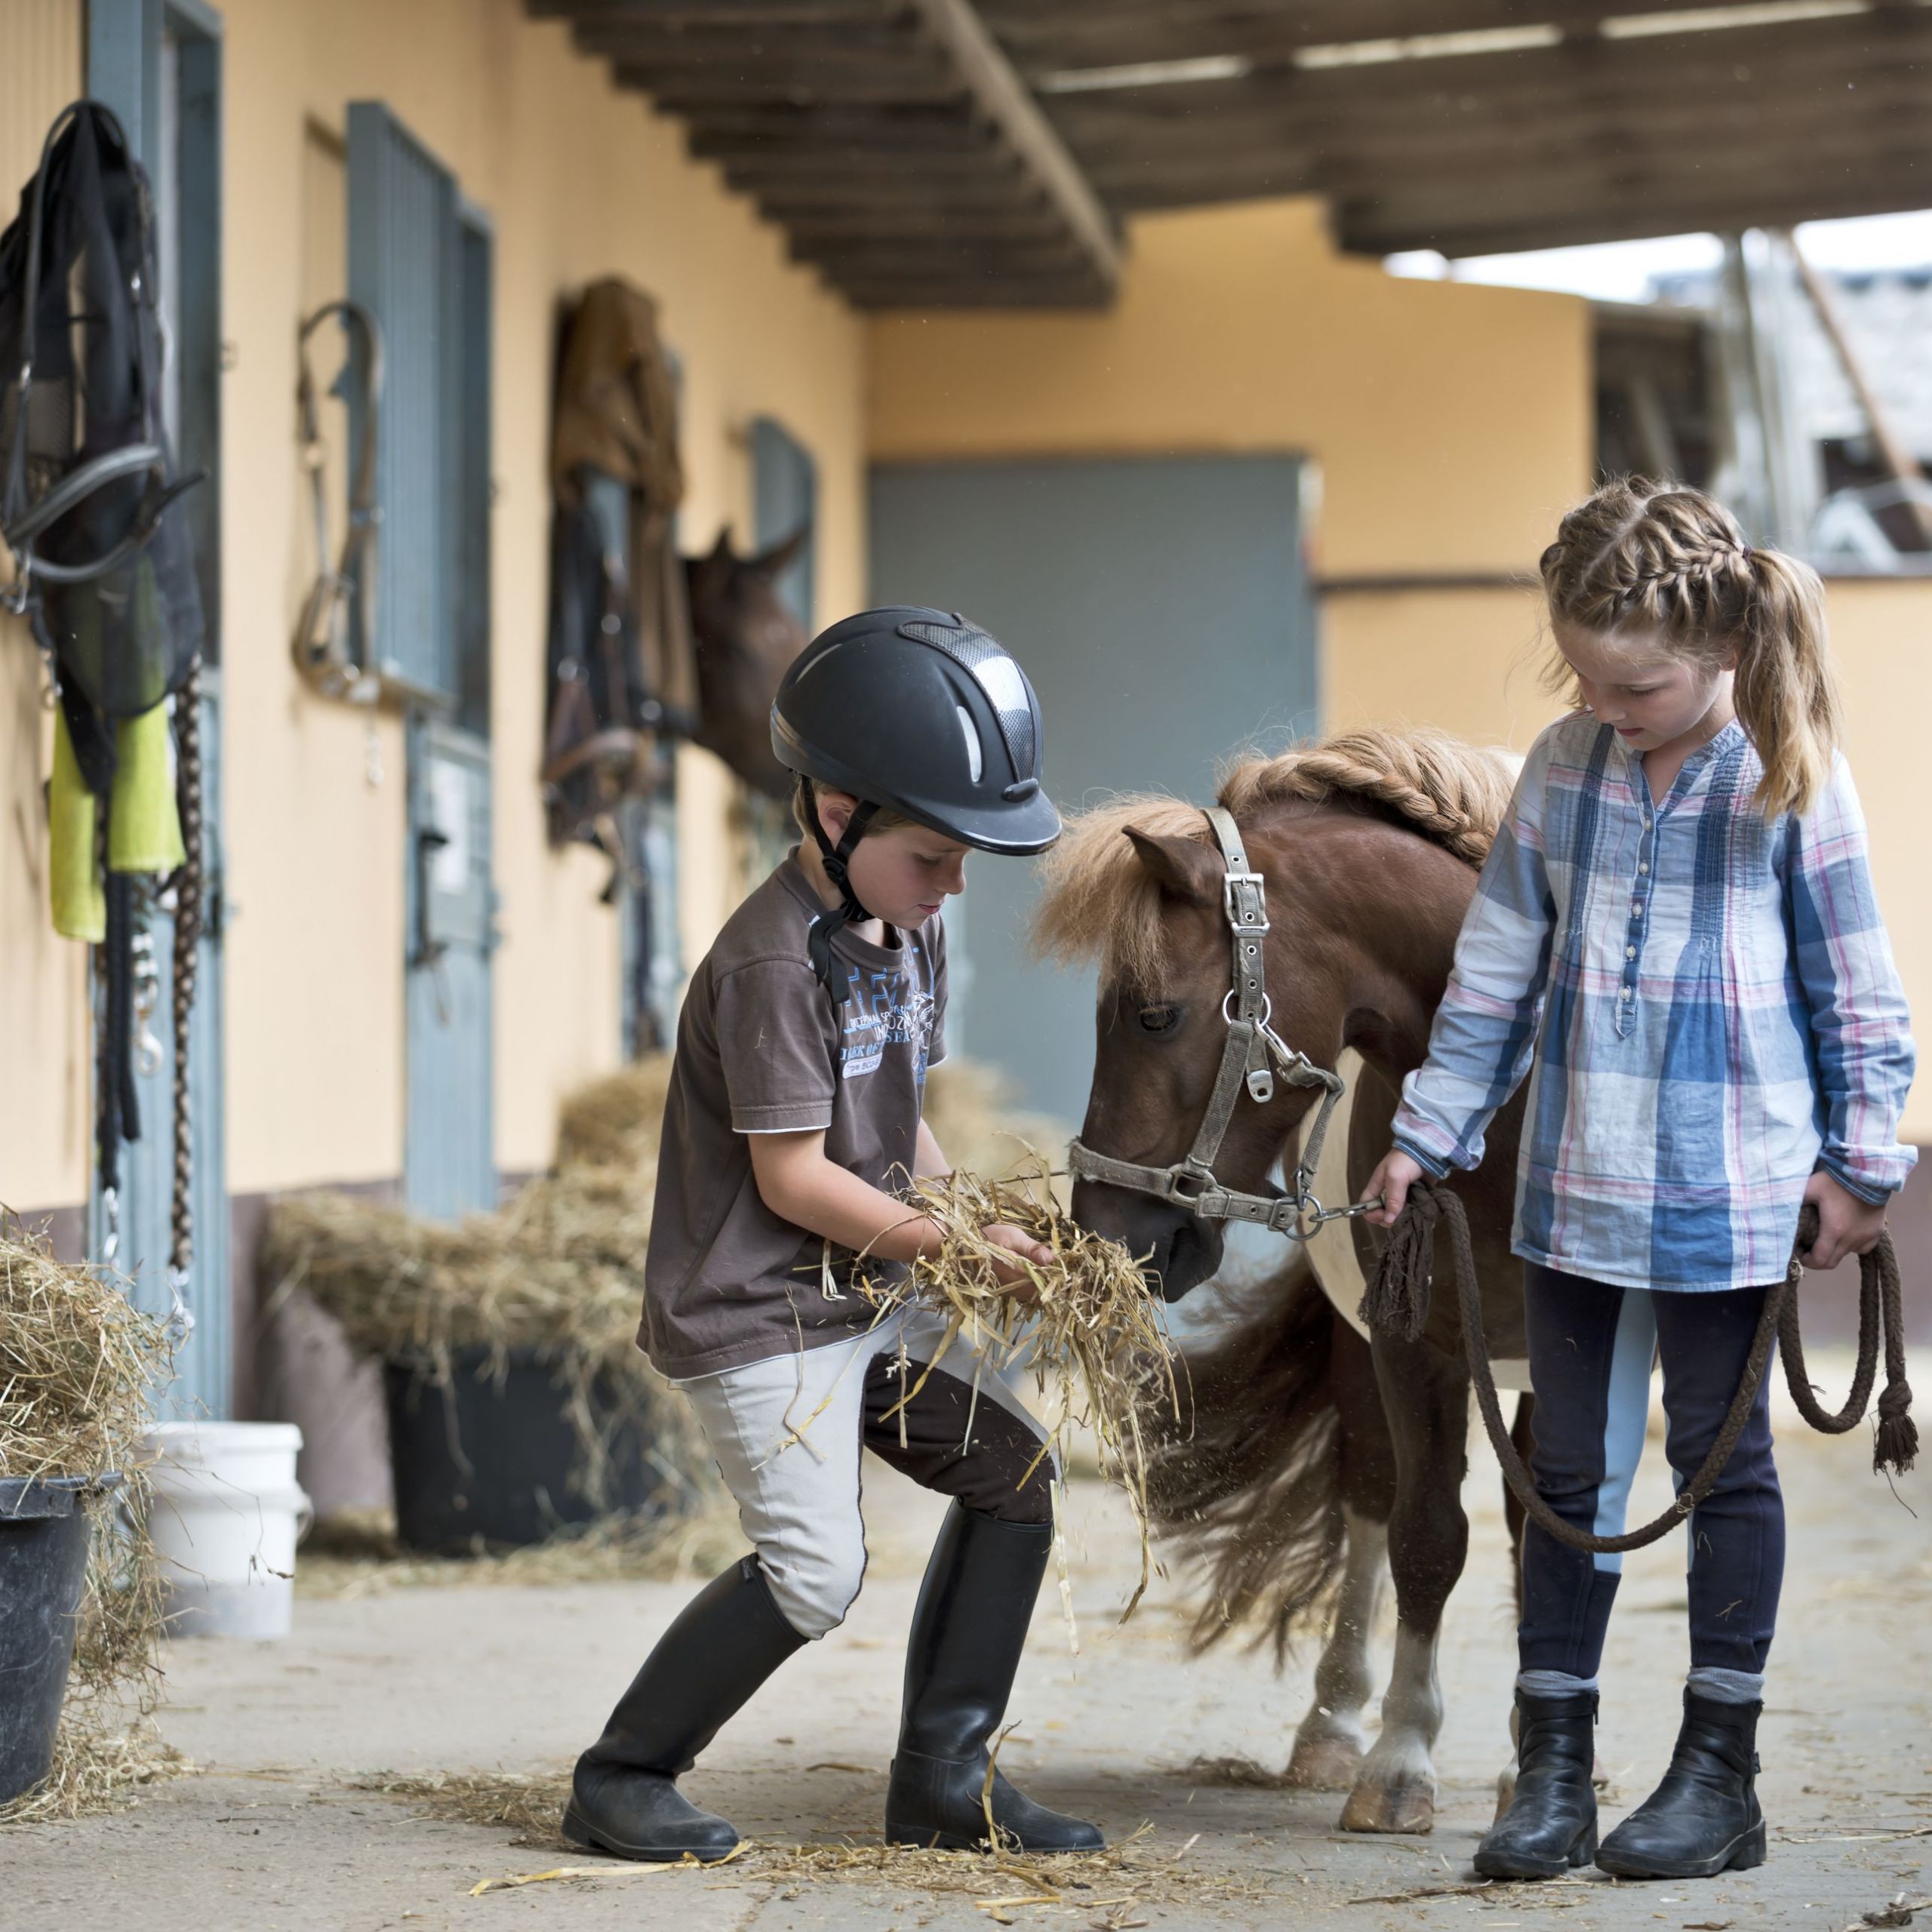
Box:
[1285,1734,1365,1790]
[1494,1763,1518,1822]
[1340,1776,1437,1834]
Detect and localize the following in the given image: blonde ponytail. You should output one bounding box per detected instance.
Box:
[1735,546,1842,819]
[1540,478,1842,817]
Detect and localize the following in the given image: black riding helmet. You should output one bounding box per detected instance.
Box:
[771,608,1061,991]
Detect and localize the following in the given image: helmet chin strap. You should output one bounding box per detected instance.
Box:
[802,778,878,998]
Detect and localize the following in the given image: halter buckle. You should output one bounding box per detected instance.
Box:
[1223,870,1269,934]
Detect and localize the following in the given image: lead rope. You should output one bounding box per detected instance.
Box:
[1364,1181,1915,1555]
[162,657,204,1343]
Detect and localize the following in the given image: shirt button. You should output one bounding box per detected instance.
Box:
[1626,946,1637,959]
[1632,902,1644,917]
[1620,987,1632,1001]
[1638,862,1650,875]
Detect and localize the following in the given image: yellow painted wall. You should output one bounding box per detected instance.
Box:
[1823,579,1932,1143]
[1324,585,1557,752]
[2,0,865,1212]
[869,199,1592,580]
[0,0,88,1214]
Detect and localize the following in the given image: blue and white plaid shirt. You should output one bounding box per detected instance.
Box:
[1392,713,1916,1291]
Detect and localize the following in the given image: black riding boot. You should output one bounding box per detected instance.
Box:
[1596,1691,1766,1879]
[562,1555,806,1862]
[885,1503,1104,1853]
[1472,1688,1600,1879]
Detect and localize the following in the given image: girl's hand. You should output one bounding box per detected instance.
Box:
[1361,1149,1426,1228]
[1799,1170,1887,1272]
[983,1223,1052,1300]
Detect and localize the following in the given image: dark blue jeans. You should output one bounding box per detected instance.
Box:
[1517,1261,1784,1679]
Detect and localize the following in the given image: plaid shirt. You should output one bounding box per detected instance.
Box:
[1392,713,1916,1291]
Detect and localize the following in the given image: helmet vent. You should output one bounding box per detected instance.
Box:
[899,619,1036,783]
[956,704,983,783]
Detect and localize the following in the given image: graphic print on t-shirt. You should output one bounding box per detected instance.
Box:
[841,946,938,1083]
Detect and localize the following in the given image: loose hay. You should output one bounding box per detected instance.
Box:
[260,1165,706,1518]
[857,1160,1178,1626]
[297,1501,747,1600]
[552,1054,675,1173]
[355,1767,1274,1914]
[0,1214,183,1824]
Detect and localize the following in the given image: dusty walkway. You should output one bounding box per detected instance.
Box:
[5,1363,1929,1932]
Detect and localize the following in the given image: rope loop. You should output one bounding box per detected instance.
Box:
[1363,1180,1914,1556]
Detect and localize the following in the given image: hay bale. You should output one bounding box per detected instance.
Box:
[0,1217,180,1823]
[921,1060,1070,1185]
[553,1055,675,1172]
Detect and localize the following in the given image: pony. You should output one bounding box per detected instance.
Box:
[1035,728,1537,1835]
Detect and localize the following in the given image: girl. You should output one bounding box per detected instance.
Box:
[1363,481,1915,1884]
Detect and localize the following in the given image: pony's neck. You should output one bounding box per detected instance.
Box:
[1257,807,1481,1088]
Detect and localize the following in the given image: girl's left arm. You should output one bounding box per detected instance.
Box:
[1786,758,1918,1218]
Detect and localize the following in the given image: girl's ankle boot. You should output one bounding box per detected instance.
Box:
[1472,1688,1600,1879]
[561,1556,805,1862]
[885,1503,1104,1854]
[1595,1691,1767,1880]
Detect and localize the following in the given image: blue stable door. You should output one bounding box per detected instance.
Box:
[867,453,1317,1127]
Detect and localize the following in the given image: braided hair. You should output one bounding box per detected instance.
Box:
[1540,478,1842,817]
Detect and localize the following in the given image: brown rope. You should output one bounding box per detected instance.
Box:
[167,658,204,1286]
[1363,1181,1916,1555]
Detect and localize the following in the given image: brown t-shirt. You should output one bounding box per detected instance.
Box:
[639,854,949,1378]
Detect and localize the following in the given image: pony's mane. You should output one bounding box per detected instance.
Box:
[1032,728,1517,994]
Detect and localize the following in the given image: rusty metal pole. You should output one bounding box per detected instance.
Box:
[1780,229,1932,552]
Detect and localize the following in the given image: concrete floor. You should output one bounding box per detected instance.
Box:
[5,1361,1930,1932]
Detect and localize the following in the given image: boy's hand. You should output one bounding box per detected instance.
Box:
[1798,1170,1887,1272]
[1361,1149,1426,1228]
[983,1223,1053,1300]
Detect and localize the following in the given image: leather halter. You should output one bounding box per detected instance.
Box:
[1066,807,1378,1244]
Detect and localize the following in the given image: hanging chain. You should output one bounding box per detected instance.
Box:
[165,656,204,1341]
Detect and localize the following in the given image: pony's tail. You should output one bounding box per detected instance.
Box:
[1147,1255,1350,1669]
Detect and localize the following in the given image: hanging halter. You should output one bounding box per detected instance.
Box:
[1067,807,1381,1244]
[801,777,878,1000]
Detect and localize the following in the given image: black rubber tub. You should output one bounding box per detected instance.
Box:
[0,1475,99,1804]
[383,1347,681,1555]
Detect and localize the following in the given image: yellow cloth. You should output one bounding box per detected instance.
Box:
[49,708,104,942]
[107,702,186,876]
[48,703,186,943]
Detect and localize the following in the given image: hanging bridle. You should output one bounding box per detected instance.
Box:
[1066,807,1381,1244]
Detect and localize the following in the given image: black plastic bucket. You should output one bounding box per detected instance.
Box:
[0,1476,97,1804]
[383,1348,681,1555]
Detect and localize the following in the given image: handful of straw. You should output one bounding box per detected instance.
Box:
[857,1160,1178,1629]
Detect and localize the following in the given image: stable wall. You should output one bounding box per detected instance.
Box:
[869,198,1592,581]
[227,0,865,1193]
[0,0,89,1216]
[2,0,866,1219]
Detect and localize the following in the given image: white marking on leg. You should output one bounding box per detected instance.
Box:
[1342,1620,1444,1832]
[1287,1509,1386,1786]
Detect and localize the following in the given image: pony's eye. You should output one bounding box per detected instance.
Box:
[1138,1004,1180,1035]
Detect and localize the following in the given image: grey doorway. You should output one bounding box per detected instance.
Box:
[868,453,1315,1127]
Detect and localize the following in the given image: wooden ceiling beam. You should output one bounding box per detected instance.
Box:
[903,0,1119,294]
[1032,10,1928,134]
[623,64,968,105]
[780,206,1075,240]
[534,0,902,19]
[977,0,1764,67]
[1340,162,1932,256]
[572,21,926,63]
[1078,91,1929,204]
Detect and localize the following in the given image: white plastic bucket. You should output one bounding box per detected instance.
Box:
[142,1422,311,1639]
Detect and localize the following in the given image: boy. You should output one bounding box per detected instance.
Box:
[562,608,1104,1862]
